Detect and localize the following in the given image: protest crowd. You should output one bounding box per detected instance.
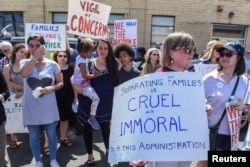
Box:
[1,1,250,167]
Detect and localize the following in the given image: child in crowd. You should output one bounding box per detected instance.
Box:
[72,37,100,130]
[114,43,141,85]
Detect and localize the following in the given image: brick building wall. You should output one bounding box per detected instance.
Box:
[1,0,250,52]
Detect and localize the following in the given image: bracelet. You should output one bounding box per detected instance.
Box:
[32,57,39,63]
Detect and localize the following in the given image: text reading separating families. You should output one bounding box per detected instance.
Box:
[118,75,203,136]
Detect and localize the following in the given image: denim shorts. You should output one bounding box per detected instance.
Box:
[215,134,231,151]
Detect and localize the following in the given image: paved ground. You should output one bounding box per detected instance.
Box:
[6,123,248,167]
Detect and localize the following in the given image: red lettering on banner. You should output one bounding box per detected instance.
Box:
[115,31,125,38]
[113,39,137,46]
[115,22,124,31]
[80,0,100,14]
[227,106,241,119]
[36,33,56,39]
[229,116,241,133]
[70,15,108,38]
[70,15,77,31]
[228,105,242,148]
[231,130,239,146]
[114,22,125,39]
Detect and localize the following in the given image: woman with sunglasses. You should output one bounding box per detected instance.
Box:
[199,40,227,64]
[187,40,227,72]
[198,42,249,167]
[133,32,212,167]
[141,48,161,75]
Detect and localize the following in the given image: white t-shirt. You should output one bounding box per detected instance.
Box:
[72,56,89,86]
[20,58,60,126]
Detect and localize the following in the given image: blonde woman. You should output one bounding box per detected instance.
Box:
[141,48,161,75]
[200,40,227,64]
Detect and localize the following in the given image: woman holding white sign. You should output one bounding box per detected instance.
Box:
[133,31,212,167]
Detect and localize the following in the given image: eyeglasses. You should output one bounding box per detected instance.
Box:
[152,53,159,56]
[58,55,68,58]
[219,51,236,58]
[1,48,10,53]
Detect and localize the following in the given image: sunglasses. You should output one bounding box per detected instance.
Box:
[152,53,159,56]
[183,46,194,54]
[213,47,220,51]
[219,51,236,58]
[58,55,68,58]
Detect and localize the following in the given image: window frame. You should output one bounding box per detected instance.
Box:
[0,12,24,37]
[212,24,247,45]
[151,15,175,48]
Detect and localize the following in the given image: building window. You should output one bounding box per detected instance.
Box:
[212,24,246,45]
[52,12,77,38]
[0,12,24,37]
[151,16,174,48]
[52,12,68,24]
[108,14,124,41]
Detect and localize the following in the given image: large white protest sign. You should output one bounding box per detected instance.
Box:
[67,0,111,39]
[113,19,137,47]
[226,103,241,150]
[25,23,66,51]
[194,64,217,76]
[4,94,28,133]
[109,72,209,163]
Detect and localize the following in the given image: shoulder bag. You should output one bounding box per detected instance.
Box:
[209,76,239,151]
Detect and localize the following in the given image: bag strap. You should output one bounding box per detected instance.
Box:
[214,76,240,129]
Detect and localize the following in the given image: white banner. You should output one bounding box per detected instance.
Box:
[4,94,28,133]
[113,19,138,47]
[67,0,111,39]
[194,64,217,76]
[226,102,241,150]
[25,23,66,51]
[109,72,209,163]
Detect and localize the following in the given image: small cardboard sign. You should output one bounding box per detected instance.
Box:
[4,94,28,133]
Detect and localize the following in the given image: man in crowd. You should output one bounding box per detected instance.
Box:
[0,41,12,72]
